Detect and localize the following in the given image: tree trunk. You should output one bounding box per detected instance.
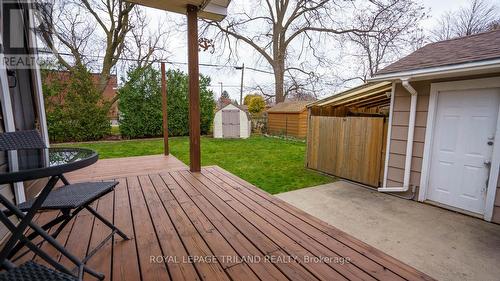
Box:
[274,62,285,103]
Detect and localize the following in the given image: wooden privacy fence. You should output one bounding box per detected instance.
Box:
[250,115,267,134]
[307,116,386,187]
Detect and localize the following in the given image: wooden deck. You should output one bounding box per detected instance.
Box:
[64,154,187,181]
[17,156,433,281]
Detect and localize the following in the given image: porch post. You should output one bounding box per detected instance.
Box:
[187,5,201,172]
[161,62,169,155]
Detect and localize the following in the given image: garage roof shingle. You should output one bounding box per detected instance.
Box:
[375,29,500,76]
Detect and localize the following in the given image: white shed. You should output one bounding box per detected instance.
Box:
[213,104,251,138]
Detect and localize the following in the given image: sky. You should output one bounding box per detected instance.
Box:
[122,0,479,102]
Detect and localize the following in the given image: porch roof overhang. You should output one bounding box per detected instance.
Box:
[126,0,230,21]
[308,82,392,109]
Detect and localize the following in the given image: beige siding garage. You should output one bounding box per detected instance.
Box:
[385,74,500,223]
[371,30,500,223]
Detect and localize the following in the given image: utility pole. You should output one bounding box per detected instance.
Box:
[235,63,245,105]
[219,82,223,97]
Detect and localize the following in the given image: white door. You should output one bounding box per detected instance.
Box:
[428,88,500,214]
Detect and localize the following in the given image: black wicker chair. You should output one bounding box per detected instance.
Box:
[0,189,92,280]
[0,130,129,280]
[0,261,77,281]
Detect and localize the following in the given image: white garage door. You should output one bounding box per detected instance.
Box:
[428,88,500,214]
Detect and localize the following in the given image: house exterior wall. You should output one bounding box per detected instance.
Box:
[385,73,500,223]
[213,104,250,138]
[268,111,308,138]
[0,2,50,242]
[0,105,15,242]
[385,81,429,191]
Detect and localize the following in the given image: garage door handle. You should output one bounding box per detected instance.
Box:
[484,161,491,167]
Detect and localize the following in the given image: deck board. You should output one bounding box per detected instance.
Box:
[59,204,95,270]
[152,174,230,281]
[211,167,434,281]
[201,169,384,281]
[65,154,187,182]
[112,178,141,281]
[127,176,170,281]
[35,210,76,267]
[163,172,288,281]
[205,168,406,281]
[140,174,200,281]
[85,191,114,280]
[173,172,317,281]
[16,158,433,281]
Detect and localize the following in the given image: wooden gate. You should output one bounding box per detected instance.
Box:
[307,116,386,187]
[222,109,240,138]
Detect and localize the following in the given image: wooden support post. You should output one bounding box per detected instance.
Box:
[161,62,169,155]
[187,5,201,172]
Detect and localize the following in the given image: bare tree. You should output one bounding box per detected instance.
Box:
[430,0,499,41]
[35,1,96,69]
[431,12,456,42]
[36,0,135,93]
[203,0,406,103]
[346,0,426,82]
[284,69,321,101]
[35,0,172,113]
[122,7,171,70]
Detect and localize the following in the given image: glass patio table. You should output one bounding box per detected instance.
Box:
[0,147,97,185]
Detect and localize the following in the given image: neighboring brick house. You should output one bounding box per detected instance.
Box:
[43,71,119,124]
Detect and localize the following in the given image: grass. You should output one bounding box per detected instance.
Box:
[56,136,334,194]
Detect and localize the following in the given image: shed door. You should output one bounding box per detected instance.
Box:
[222,110,240,138]
[428,88,500,214]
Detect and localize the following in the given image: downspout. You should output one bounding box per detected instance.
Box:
[378,78,418,194]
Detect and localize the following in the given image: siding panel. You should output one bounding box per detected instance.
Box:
[391,111,427,127]
[388,154,422,172]
[393,95,429,111]
[389,140,424,157]
[385,81,430,193]
[386,167,421,186]
[391,126,426,142]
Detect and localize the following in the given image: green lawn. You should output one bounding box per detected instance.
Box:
[56,136,333,194]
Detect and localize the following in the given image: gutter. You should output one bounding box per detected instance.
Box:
[378,78,418,193]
